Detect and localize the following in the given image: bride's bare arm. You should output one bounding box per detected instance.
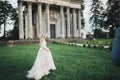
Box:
[42,47,49,52]
[39,42,49,52]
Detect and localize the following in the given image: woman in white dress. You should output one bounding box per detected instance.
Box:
[26,33,56,80]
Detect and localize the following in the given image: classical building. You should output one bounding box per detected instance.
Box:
[18,0,83,39]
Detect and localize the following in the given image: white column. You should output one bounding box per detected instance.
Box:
[70,13,73,37]
[67,7,70,38]
[25,8,28,39]
[78,9,81,37]
[73,8,77,38]
[38,3,42,37]
[60,6,65,38]
[36,9,39,38]
[18,2,24,39]
[46,4,50,38]
[28,2,33,39]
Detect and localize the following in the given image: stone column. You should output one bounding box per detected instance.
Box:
[67,7,70,38]
[28,2,33,39]
[28,3,33,39]
[73,8,77,38]
[46,4,50,38]
[36,9,39,38]
[18,1,24,39]
[78,9,81,37]
[38,3,43,37]
[25,8,28,39]
[60,6,65,38]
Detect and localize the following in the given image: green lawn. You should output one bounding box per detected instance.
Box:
[0,43,120,80]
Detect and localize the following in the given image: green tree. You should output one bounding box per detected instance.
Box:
[93,28,107,38]
[9,8,19,40]
[104,0,120,38]
[0,0,15,40]
[89,0,104,38]
[81,1,85,28]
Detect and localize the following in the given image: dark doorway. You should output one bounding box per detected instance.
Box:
[50,24,56,38]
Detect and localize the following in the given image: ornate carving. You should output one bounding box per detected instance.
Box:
[50,11,57,22]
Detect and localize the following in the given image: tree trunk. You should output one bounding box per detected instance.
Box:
[3,18,6,40]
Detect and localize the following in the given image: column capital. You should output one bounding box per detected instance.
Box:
[18,1,23,6]
[60,5,64,8]
[18,0,23,4]
[46,3,50,6]
[37,2,42,5]
[77,9,81,12]
[27,2,33,5]
[73,8,76,11]
[67,7,70,9]
[67,7,70,12]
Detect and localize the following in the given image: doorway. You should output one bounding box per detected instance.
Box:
[50,24,56,38]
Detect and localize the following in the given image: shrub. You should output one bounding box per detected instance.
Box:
[109,46,112,50]
[83,44,86,47]
[74,44,77,46]
[99,45,103,50]
[93,45,97,48]
[53,41,55,43]
[88,44,91,48]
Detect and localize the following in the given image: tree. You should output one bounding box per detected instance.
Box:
[93,28,107,38]
[81,1,85,28]
[104,0,120,38]
[9,9,19,40]
[0,0,14,40]
[89,0,104,38]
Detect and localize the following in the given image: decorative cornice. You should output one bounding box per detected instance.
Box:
[17,0,82,9]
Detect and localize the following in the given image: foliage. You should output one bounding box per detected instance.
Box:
[0,1,13,25]
[93,28,107,38]
[81,1,85,28]
[109,27,115,39]
[69,39,113,47]
[0,0,18,40]
[9,9,19,40]
[103,0,120,38]
[105,0,120,28]
[0,43,120,80]
[89,0,105,38]
[89,0,104,28]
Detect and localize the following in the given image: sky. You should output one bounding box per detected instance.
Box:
[0,0,108,37]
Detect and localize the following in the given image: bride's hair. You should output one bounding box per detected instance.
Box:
[39,33,46,45]
[41,33,46,38]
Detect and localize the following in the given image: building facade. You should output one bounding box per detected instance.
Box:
[18,0,83,39]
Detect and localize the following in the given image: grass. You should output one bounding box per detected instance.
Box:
[0,43,120,80]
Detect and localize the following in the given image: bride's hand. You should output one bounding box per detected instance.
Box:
[45,48,50,52]
[46,49,50,52]
[42,47,50,52]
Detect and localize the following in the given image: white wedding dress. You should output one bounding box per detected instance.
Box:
[26,40,56,80]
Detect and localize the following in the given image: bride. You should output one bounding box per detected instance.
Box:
[26,33,56,80]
